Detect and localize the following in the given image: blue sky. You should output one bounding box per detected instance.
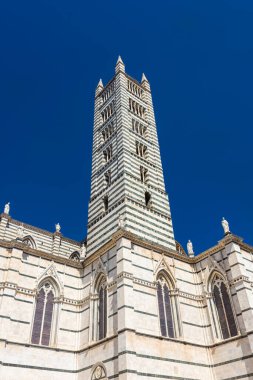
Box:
[0,0,253,254]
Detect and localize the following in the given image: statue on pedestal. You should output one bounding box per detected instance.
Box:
[80,243,87,258]
[221,217,230,234]
[118,214,125,229]
[4,202,10,215]
[187,240,194,257]
[55,223,61,233]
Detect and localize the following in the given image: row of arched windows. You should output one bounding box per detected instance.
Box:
[30,271,238,347]
[156,271,238,340]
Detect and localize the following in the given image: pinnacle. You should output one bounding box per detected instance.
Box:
[97,78,104,88]
[117,55,124,65]
[141,73,148,82]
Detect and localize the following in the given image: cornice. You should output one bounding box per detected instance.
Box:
[0,239,82,269]
[193,233,253,263]
[0,214,81,247]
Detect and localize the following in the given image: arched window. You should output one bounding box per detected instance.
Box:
[145,191,151,207]
[31,281,55,346]
[103,195,109,212]
[92,275,107,341]
[98,277,107,340]
[157,275,175,338]
[212,275,237,339]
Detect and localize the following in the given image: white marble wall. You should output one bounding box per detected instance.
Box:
[0,217,253,379]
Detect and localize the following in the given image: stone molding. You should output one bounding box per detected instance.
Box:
[0,239,82,268]
[0,214,81,246]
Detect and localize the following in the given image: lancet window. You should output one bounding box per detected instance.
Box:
[145,191,151,207]
[103,145,113,162]
[132,119,147,137]
[105,171,111,187]
[31,281,55,346]
[101,102,115,123]
[140,166,148,184]
[92,275,108,341]
[102,122,114,142]
[211,275,238,339]
[101,82,114,103]
[157,275,175,338]
[103,195,109,211]
[136,141,147,158]
[129,98,146,119]
[127,79,143,99]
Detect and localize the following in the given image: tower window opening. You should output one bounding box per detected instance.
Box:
[145,191,151,207]
[102,122,114,142]
[136,141,147,158]
[140,166,148,184]
[105,171,111,187]
[101,101,115,123]
[132,119,147,137]
[127,80,143,99]
[103,195,109,211]
[129,98,146,119]
[102,82,114,103]
[103,145,112,162]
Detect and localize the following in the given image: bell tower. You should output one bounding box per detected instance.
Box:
[87,57,176,255]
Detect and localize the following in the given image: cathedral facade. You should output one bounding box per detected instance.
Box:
[0,58,252,380]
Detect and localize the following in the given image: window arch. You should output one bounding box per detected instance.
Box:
[31,281,57,346]
[69,251,80,261]
[157,274,175,338]
[22,235,36,249]
[91,363,107,379]
[211,274,238,339]
[98,277,107,340]
[92,274,107,341]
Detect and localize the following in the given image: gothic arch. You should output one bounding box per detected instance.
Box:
[154,256,176,288]
[31,276,60,346]
[207,270,238,340]
[36,263,64,297]
[91,362,107,380]
[69,251,80,261]
[90,265,108,342]
[91,257,107,293]
[155,269,181,339]
[203,256,227,293]
[22,235,37,249]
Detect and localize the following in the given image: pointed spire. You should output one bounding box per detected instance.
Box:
[97,78,104,88]
[141,72,150,90]
[95,78,104,96]
[141,73,148,83]
[115,55,125,73]
[117,55,124,64]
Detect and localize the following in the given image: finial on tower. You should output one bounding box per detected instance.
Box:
[141,73,150,90]
[95,78,104,96]
[115,55,125,73]
[141,73,148,83]
[97,78,103,87]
